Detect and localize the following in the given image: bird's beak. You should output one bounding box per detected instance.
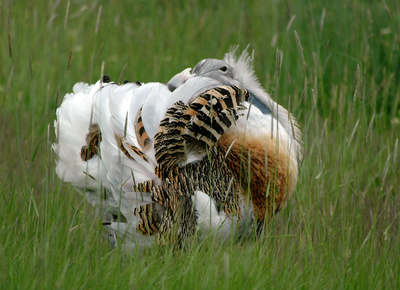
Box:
[167,68,195,91]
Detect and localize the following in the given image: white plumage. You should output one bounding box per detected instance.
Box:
[53,48,303,250]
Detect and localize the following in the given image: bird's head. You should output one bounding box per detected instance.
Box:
[192,59,236,84]
[192,47,274,115]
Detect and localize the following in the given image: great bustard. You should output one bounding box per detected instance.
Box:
[53,48,303,250]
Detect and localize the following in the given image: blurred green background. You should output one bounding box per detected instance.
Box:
[1,0,399,288]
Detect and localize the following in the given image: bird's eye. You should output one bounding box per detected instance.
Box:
[220,66,228,72]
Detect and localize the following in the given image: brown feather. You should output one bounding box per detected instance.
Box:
[80,123,102,161]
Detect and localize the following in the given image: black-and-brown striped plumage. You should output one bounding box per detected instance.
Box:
[134,150,244,247]
[154,86,249,179]
[134,203,162,236]
[132,86,249,246]
[80,123,102,161]
[115,134,149,162]
[135,106,151,151]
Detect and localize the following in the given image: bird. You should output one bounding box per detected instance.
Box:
[53,47,303,251]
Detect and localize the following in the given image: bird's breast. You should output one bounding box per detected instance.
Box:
[217,127,296,222]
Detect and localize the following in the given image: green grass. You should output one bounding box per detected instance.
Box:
[1,0,399,288]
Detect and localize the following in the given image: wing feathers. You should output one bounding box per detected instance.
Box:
[154,85,249,178]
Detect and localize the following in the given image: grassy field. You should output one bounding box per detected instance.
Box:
[1,0,399,288]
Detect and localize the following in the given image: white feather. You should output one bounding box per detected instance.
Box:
[53,81,108,191]
[141,83,171,141]
[192,191,253,241]
[108,83,141,146]
[167,76,222,109]
[54,79,170,250]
